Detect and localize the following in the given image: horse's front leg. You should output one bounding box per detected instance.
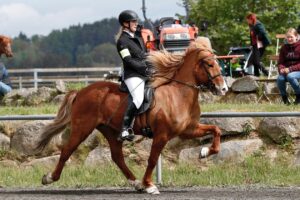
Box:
[180,123,221,158]
[101,128,143,192]
[142,136,168,195]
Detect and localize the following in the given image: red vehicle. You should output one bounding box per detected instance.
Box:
[141,17,199,53]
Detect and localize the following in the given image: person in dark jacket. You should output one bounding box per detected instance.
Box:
[0,62,11,96]
[277,28,300,105]
[246,13,271,77]
[116,10,149,141]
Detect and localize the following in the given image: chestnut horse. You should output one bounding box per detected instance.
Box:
[0,35,13,57]
[35,37,228,194]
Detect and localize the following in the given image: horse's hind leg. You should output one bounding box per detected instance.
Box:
[42,122,95,185]
[180,123,221,158]
[99,126,143,191]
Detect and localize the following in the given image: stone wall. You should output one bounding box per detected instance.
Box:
[0,77,299,169]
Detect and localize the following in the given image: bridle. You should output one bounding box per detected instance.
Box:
[157,53,222,91]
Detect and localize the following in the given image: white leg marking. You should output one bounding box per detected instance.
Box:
[146,185,160,195]
[200,147,210,158]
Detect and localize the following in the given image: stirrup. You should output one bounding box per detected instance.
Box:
[118,128,135,142]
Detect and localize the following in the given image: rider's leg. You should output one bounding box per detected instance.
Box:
[118,77,145,141]
[118,96,137,141]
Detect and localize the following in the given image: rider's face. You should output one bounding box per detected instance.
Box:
[129,20,138,32]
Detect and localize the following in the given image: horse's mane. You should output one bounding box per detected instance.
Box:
[148,37,213,88]
[0,35,12,43]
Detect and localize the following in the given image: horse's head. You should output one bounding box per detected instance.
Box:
[187,37,228,95]
[0,35,13,57]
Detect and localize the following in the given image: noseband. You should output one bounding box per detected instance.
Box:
[160,53,222,91]
[199,56,222,91]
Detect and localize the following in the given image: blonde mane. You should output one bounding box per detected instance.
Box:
[148,37,213,88]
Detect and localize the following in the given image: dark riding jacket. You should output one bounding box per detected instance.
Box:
[116,31,148,80]
[249,20,271,47]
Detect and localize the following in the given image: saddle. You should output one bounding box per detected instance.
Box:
[119,81,154,138]
[119,81,154,114]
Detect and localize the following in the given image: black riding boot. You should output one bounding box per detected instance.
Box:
[294,94,300,105]
[261,66,269,77]
[118,98,137,141]
[281,95,290,105]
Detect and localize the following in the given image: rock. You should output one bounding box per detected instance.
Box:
[20,155,61,169]
[0,133,10,150]
[198,92,221,104]
[0,121,24,137]
[24,87,56,106]
[11,120,64,156]
[0,160,19,168]
[179,146,201,163]
[2,88,36,106]
[258,117,300,144]
[55,80,67,93]
[200,117,256,136]
[234,93,258,103]
[209,138,263,163]
[51,94,65,105]
[179,139,263,164]
[84,146,111,166]
[231,75,259,92]
[82,129,102,150]
[224,76,236,88]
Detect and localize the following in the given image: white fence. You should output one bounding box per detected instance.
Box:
[8,67,121,89]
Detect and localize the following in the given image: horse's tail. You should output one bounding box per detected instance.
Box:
[34,90,77,153]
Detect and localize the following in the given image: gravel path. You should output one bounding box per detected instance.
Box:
[1,186,300,200]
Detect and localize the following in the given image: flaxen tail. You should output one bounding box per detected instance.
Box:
[34,90,77,152]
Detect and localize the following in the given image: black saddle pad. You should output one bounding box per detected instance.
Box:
[119,81,154,114]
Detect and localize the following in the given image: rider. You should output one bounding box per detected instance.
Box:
[116,10,149,141]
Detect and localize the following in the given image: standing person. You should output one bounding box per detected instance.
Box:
[116,10,149,141]
[0,62,12,96]
[277,28,300,105]
[246,13,271,77]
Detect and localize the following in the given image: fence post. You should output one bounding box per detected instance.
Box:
[85,75,88,86]
[34,69,38,89]
[18,77,22,89]
[156,154,162,185]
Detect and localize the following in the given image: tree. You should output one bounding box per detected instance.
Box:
[189,0,300,55]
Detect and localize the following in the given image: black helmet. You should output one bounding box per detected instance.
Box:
[118,10,139,25]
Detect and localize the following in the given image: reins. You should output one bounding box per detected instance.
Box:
[156,54,222,91]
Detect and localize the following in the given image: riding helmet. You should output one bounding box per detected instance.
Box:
[118,10,139,25]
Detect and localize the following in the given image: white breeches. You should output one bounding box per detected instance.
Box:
[124,77,145,109]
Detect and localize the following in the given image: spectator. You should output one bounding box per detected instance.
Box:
[276,28,300,105]
[0,62,12,96]
[246,13,271,77]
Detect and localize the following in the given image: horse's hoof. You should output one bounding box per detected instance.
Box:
[199,147,209,159]
[42,173,54,185]
[146,185,160,195]
[128,179,144,192]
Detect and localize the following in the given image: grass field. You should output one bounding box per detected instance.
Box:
[0,103,299,115]
[0,102,299,188]
[0,155,300,188]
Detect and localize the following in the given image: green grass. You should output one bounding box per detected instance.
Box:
[1,155,300,188]
[0,103,299,116]
[0,105,58,115]
[202,103,300,112]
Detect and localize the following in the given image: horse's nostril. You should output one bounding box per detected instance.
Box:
[222,87,228,92]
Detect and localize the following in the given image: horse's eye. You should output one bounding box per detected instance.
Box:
[207,64,213,67]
